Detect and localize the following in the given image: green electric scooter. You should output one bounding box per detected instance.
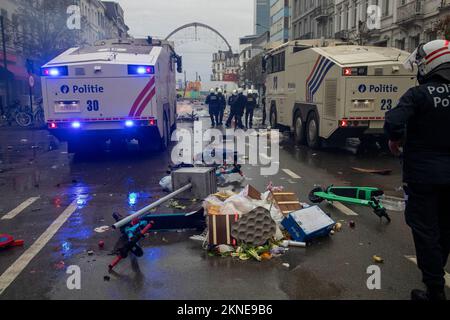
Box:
[309,186,391,222]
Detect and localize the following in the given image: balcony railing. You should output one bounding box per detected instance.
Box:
[314,6,329,20]
[397,1,424,23]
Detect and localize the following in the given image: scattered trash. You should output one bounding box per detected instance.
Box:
[266,181,284,192]
[94,226,110,233]
[167,199,186,210]
[333,222,343,232]
[54,261,65,270]
[231,207,276,246]
[373,255,384,263]
[216,244,234,254]
[349,220,356,229]
[103,275,111,281]
[280,240,306,248]
[159,175,173,192]
[260,252,272,260]
[98,241,105,249]
[352,167,392,175]
[282,263,290,268]
[20,139,28,143]
[281,206,335,242]
[189,234,207,242]
[0,234,24,250]
[378,195,406,212]
[87,250,94,256]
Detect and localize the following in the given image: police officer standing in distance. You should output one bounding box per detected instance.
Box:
[205,88,219,127]
[217,88,226,126]
[245,89,257,129]
[384,40,450,301]
[225,89,245,129]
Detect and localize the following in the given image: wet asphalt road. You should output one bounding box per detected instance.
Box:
[0,104,449,300]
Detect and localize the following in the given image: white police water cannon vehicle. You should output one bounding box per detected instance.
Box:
[41,38,182,153]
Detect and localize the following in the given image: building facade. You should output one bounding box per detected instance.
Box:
[102,1,129,39]
[211,50,239,82]
[0,0,128,109]
[270,0,290,45]
[290,0,448,51]
[291,0,335,40]
[255,0,271,35]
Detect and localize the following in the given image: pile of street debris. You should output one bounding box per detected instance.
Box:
[193,184,337,262]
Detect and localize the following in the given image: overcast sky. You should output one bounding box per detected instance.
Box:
[116,0,254,82]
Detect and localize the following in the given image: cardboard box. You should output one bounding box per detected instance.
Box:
[208,214,240,246]
[281,206,335,242]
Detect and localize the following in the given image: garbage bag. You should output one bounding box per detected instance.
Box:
[203,195,224,215]
[223,194,256,215]
[159,175,172,192]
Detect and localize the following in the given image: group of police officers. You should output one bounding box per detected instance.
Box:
[205,87,259,129]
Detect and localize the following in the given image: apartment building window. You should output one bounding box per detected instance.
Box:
[382,0,390,16]
[395,38,405,50]
[362,0,368,20]
[329,17,333,37]
[352,1,357,28]
[336,8,342,31]
[344,5,348,30]
[409,35,420,51]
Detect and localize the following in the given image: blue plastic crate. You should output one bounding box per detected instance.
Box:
[281,206,335,242]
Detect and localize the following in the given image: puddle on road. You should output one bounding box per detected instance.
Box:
[280,268,344,299]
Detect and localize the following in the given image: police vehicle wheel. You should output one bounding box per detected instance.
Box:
[293,113,305,145]
[270,108,277,129]
[306,112,321,149]
[160,114,170,151]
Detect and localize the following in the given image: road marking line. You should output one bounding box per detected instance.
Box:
[327,201,359,216]
[0,200,78,296]
[282,169,301,179]
[405,255,450,288]
[1,197,40,220]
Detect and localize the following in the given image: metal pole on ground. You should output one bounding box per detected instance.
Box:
[112,183,193,229]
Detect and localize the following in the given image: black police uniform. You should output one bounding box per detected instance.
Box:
[217,93,226,125]
[226,94,245,129]
[205,93,220,126]
[245,93,257,128]
[384,63,450,299]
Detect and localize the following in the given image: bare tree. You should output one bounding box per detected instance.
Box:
[15,0,83,65]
